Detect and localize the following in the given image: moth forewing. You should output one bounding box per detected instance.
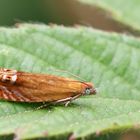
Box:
[0,68,96,103]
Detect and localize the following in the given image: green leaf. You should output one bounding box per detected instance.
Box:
[0,24,140,139]
[78,0,140,34]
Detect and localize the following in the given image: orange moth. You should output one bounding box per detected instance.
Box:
[0,68,96,105]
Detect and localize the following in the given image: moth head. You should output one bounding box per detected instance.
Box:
[82,82,96,95]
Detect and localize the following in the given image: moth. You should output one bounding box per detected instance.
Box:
[0,68,96,105]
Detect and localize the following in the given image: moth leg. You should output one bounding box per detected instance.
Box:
[65,94,81,107]
[53,94,81,106]
[54,97,72,104]
[64,101,71,107]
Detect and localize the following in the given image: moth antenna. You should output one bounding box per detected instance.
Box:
[81,81,90,86]
[49,68,86,82]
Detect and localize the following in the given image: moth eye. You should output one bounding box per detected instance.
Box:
[85,88,91,95]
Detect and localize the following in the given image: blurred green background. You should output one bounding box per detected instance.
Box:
[0,0,77,26]
[1,0,136,35]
